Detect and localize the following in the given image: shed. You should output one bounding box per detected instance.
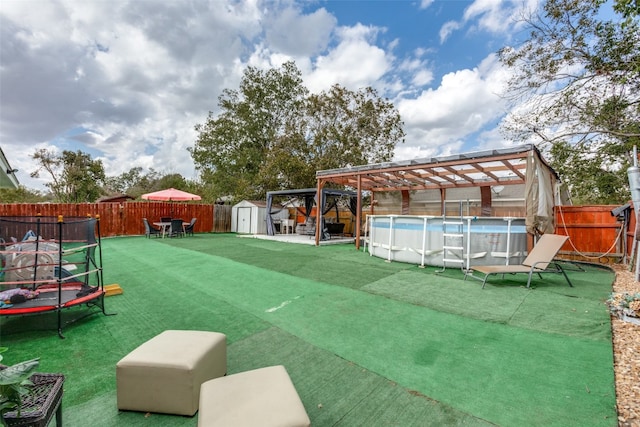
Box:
[232,200,287,234]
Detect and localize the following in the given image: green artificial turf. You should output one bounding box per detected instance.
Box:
[0,234,618,426]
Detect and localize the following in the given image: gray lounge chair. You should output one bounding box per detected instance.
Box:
[465,233,572,289]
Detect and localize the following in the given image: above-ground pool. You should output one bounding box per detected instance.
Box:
[365,215,528,269]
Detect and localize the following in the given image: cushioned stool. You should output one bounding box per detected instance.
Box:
[198,365,310,427]
[117,330,226,416]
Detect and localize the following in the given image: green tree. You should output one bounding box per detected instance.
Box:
[549,141,631,204]
[104,167,162,198]
[190,61,405,203]
[103,168,212,201]
[191,62,308,202]
[268,85,403,189]
[614,0,640,22]
[0,186,50,203]
[30,149,106,203]
[154,173,188,192]
[498,0,640,204]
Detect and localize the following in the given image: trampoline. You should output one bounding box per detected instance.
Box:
[0,216,111,338]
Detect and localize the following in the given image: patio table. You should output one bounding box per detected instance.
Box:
[153,221,189,238]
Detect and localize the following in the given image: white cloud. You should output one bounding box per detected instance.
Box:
[264,7,336,56]
[396,53,510,159]
[439,21,461,44]
[398,57,433,87]
[305,24,392,93]
[0,0,272,190]
[412,69,435,87]
[440,0,539,43]
[464,0,519,34]
[420,0,435,10]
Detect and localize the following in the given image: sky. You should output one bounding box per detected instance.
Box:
[1,0,542,192]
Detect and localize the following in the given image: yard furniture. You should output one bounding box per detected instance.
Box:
[325,222,345,237]
[142,218,161,238]
[465,233,572,289]
[295,217,316,236]
[281,219,295,234]
[197,365,310,427]
[1,373,65,427]
[116,330,227,416]
[170,219,185,238]
[184,218,197,236]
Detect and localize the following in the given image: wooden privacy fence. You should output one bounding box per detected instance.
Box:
[0,202,231,237]
[555,205,633,263]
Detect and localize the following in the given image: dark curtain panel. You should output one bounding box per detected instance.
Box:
[349,197,357,216]
[304,195,315,219]
[322,198,337,215]
[266,194,275,235]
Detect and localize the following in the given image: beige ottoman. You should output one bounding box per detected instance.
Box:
[198,365,310,427]
[117,330,226,416]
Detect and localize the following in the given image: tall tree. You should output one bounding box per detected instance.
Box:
[0,186,50,203]
[190,61,405,202]
[191,62,308,202]
[31,149,106,202]
[103,167,210,201]
[104,167,162,198]
[274,85,403,189]
[498,0,640,203]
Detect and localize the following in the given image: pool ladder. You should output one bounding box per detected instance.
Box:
[438,212,466,272]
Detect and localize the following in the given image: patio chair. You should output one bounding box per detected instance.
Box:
[184,218,197,236]
[303,217,316,236]
[464,233,573,289]
[170,219,184,238]
[160,216,171,223]
[142,218,161,238]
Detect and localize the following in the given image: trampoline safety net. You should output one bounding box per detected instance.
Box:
[0,216,109,338]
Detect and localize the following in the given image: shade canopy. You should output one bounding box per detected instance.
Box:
[141,188,201,201]
[265,188,357,237]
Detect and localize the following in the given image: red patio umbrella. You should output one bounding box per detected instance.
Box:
[141,188,202,201]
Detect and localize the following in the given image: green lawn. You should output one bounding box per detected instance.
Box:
[0,234,618,426]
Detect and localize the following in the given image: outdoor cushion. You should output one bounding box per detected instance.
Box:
[117,330,226,416]
[198,365,310,427]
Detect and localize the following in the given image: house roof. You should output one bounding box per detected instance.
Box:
[234,200,283,208]
[96,194,134,203]
[316,144,556,192]
[0,147,20,189]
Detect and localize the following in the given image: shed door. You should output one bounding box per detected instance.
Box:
[237,207,252,234]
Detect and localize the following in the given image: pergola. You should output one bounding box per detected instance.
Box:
[315,144,561,247]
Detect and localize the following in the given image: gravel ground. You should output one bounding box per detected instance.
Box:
[610,264,640,427]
